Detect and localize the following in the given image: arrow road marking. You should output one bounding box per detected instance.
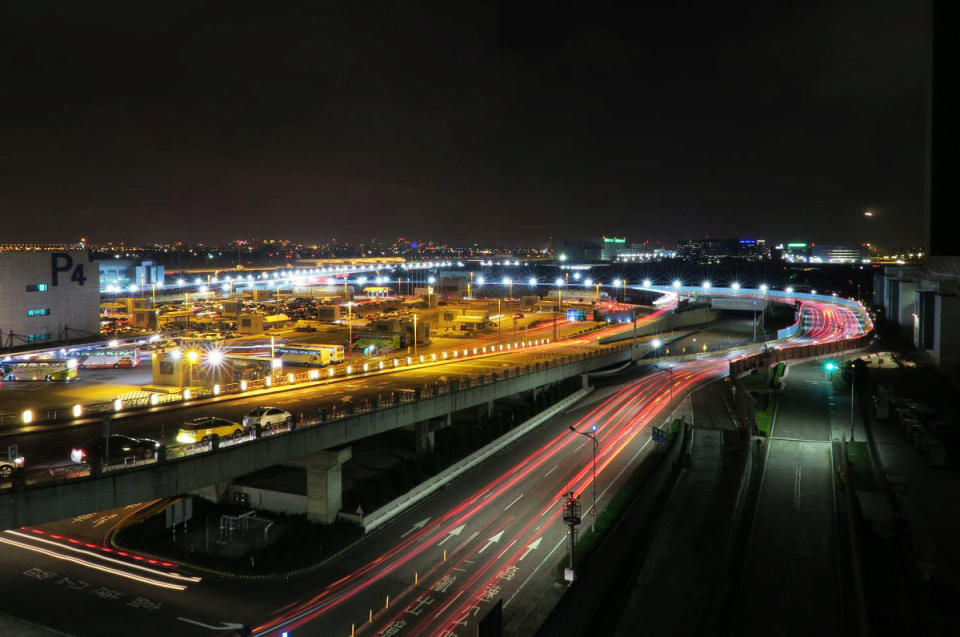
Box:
[177,618,244,631]
[437,524,465,546]
[518,537,543,562]
[478,530,504,554]
[401,518,431,539]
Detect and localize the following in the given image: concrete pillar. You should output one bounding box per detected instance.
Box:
[487,400,494,418]
[414,421,435,456]
[581,374,590,389]
[305,447,352,524]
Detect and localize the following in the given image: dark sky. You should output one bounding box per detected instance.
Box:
[0,1,926,247]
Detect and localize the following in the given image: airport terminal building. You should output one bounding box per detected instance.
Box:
[0,251,100,347]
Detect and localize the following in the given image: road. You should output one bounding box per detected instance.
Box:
[0,295,868,635]
[732,360,841,636]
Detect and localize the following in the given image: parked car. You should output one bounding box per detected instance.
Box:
[176,417,247,444]
[70,435,161,465]
[0,454,25,478]
[243,406,293,428]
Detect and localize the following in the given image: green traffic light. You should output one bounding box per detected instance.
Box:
[824,361,837,372]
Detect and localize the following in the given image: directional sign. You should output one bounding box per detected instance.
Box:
[401,518,431,539]
[518,537,543,562]
[478,530,504,554]
[437,524,465,546]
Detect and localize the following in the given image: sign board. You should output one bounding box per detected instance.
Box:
[651,426,668,445]
[566,309,587,322]
[164,498,194,529]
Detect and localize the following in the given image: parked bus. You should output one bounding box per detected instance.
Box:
[1,359,79,382]
[275,344,346,367]
[78,347,141,369]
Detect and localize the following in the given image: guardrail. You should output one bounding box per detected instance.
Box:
[0,336,564,428]
[360,386,595,533]
[0,341,637,494]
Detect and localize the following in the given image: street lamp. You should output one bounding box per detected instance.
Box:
[569,425,599,526]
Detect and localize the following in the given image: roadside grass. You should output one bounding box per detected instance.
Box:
[845,440,877,491]
[553,421,682,581]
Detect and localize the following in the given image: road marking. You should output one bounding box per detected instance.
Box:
[177,618,244,631]
[400,518,431,539]
[477,530,504,554]
[518,537,543,562]
[437,524,465,546]
[0,536,187,591]
[543,465,558,478]
[794,464,803,511]
[496,539,518,560]
[503,494,524,511]
[504,536,567,609]
[454,531,479,553]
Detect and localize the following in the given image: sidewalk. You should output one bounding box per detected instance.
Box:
[535,379,745,637]
[609,381,744,636]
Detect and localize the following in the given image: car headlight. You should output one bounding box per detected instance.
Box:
[176,432,195,444]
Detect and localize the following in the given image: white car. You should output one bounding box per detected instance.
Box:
[243,406,292,428]
[1,455,25,479]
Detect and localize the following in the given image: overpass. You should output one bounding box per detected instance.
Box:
[0,343,634,530]
[0,287,870,530]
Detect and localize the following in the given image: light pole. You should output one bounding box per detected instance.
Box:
[569,425,599,527]
[413,313,418,357]
[849,364,856,441]
[497,298,502,344]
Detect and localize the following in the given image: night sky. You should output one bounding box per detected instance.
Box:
[0,1,926,247]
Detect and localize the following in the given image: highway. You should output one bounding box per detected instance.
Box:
[0,292,870,635]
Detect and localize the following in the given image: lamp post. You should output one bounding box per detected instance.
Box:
[413,313,418,357]
[498,298,502,344]
[347,302,353,357]
[569,425,599,527]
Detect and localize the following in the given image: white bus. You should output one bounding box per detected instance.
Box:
[78,347,141,369]
[1,359,79,382]
[275,344,346,367]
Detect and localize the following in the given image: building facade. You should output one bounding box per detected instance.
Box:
[0,251,101,347]
[676,238,768,262]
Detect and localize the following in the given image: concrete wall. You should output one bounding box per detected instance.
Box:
[0,251,100,342]
[0,346,633,529]
[227,485,306,515]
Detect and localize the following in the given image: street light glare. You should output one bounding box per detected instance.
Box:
[702,280,711,289]
[731,282,740,290]
[642,279,652,287]
[555,277,564,286]
[672,279,682,288]
[759,283,768,293]
[652,339,662,348]
[528,277,537,286]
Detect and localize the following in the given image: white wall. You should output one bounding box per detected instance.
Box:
[0,251,100,343]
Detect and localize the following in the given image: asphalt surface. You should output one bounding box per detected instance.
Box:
[733,360,840,636]
[0,327,630,470]
[0,361,719,637]
[0,299,865,636]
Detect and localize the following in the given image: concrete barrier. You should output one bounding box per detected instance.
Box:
[362,386,595,533]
